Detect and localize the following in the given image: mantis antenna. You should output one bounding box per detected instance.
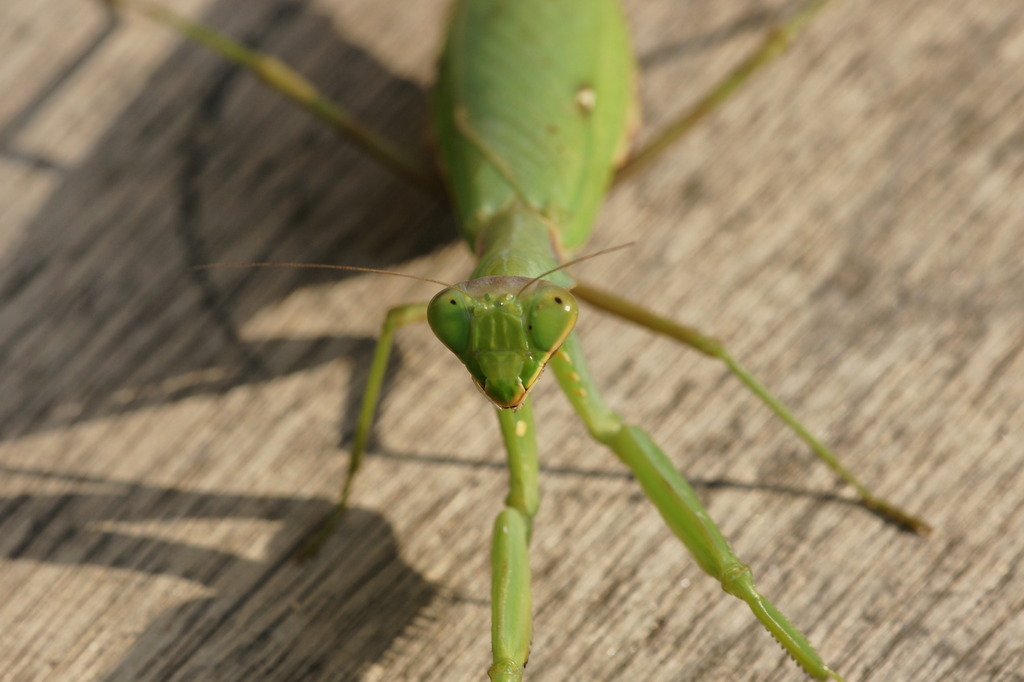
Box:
[194,262,458,290]
[197,247,633,296]
[516,242,635,295]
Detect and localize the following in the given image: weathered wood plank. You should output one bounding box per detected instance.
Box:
[1,1,1022,680]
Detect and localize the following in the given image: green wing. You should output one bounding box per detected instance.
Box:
[433,0,636,251]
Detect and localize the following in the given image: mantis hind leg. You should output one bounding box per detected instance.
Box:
[614,0,841,184]
[103,0,440,191]
[551,333,846,681]
[298,302,428,558]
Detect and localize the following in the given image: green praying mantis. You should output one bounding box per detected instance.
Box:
[103,0,931,679]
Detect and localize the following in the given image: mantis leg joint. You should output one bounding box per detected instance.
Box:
[720,562,755,598]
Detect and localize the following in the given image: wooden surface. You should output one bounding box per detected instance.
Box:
[2,1,1022,680]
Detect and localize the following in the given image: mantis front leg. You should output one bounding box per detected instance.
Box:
[550,333,846,681]
[489,400,540,682]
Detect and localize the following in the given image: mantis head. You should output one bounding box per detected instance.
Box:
[427,276,578,409]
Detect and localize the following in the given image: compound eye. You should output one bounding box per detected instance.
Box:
[427,288,473,355]
[526,285,578,351]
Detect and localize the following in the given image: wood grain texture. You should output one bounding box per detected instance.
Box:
[2,1,1022,680]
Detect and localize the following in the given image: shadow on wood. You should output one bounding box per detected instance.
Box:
[0,0,454,446]
[2,465,435,680]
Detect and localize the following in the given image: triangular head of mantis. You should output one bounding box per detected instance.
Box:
[427,276,578,410]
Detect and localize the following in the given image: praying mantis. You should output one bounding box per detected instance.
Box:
[102,0,931,679]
